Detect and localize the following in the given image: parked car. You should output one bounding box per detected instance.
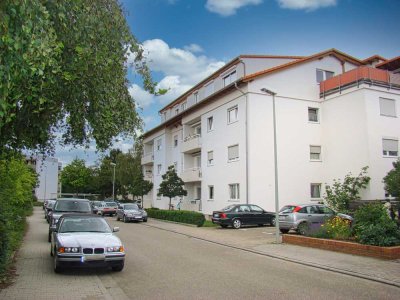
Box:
[278,204,353,235]
[91,201,103,215]
[48,198,93,242]
[98,202,118,216]
[50,214,125,273]
[45,200,57,223]
[116,203,148,223]
[212,204,275,229]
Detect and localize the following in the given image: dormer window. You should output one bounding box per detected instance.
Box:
[181,101,187,111]
[316,69,334,83]
[194,92,199,104]
[204,82,214,98]
[223,70,237,87]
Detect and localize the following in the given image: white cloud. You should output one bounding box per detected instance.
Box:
[184,43,204,53]
[206,0,262,16]
[277,0,337,11]
[128,84,154,108]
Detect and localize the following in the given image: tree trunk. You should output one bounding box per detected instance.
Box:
[169,197,172,210]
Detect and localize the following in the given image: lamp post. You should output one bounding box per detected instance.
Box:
[261,88,280,244]
[110,162,116,201]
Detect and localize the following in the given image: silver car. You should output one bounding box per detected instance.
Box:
[50,214,125,273]
[278,204,353,235]
[116,203,148,223]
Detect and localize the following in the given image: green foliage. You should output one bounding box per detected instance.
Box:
[158,166,187,210]
[324,167,370,213]
[0,155,37,280]
[0,0,159,152]
[60,158,92,194]
[145,208,205,227]
[354,203,400,246]
[312,216,352,240]
[383,159,400,198]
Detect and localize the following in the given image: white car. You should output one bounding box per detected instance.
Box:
[51,214,125,273]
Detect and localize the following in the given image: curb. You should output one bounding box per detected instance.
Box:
[142,223,400,289]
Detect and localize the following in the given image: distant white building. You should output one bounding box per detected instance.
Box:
[141,49,400,216]
[26,156,61,201]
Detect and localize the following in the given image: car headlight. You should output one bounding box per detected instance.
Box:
[107,246,124,252]
[58,247,80,253]
[142,211,147,217]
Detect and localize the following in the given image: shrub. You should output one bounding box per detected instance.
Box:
[311,216,352,240]
[146,208,205,227]
[354,203,400,246]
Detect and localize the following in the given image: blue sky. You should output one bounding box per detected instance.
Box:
[55,0,400,166]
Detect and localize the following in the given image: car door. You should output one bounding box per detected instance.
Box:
[117,205,124,218]
[249,205,268,224]
[237,205,252,224]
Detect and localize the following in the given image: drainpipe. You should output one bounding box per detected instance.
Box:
[234,81,249,204]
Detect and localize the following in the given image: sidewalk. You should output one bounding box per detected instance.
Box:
[144,218,400,288]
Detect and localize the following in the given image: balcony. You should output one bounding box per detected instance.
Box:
[320,66,400,97]
[141,152,154,165]
[181,134,201,153]
[180,168,202,182]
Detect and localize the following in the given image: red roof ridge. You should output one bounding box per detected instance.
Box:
[361,55,387,63]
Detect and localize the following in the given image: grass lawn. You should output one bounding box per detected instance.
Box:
[202,220,219,227]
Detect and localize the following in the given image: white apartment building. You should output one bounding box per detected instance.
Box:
[141,49,400,216]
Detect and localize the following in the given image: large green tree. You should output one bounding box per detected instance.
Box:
[0,0,162,153]
[383,159,400,198]
[60,158,92,194]
[158,166,187,210]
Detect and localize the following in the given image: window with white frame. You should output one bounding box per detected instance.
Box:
[308,107,319,122]
[173,135,178,147]
[382,139,398,157]
[207,116,214,131]
[156,139,162,151]
[379,98,396,117]
[223,70,237,87]
[316,69,334,83]
[157,164,162,175]
[181,101,187,111]
[229,184,240,200]
[194,92,199,103]
[310,183,321,199]
[310,145,322,160]
[207,151,214,166]
[194,125,201,136]
[228,106,238,124]
[228,145,239,161]
[208,185,214,200]
[204,82,214,97]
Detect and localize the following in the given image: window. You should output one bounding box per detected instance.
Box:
[228,145,239,161]
[194,92,199,103]
[181,101,187,111]
[316,69,334,83]
[157,164,162,175]
[229,184,240,200]
[383,139,398,157]
[308,107,319,122]
[379,98,396,117]
[156,139,162,151]
[310,183,321,199]
[208,186,214,200]
[194,125,201,136]
[207,151,214,166]
[310,145,321,160]
[204,82,214,97]
[223,70,237,87]
[174,107,179,115]
[195,187,201,200]
[228,106,238,124]
[250,205,263,212]
[207,116,214,131]
[174,135,178,147]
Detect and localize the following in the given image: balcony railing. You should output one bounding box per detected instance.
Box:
[320,66,400,96]
[141,152,154,165]
[180,167,202,182]
[182,134,201,153]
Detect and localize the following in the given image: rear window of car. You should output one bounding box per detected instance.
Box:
[279,205,297,213]
[105,202,117,207]
[221,205,236,212]
[54,201,92,212]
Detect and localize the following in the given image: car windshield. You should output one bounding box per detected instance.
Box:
[105,202,117,207]
[54,201,92,212]
[124,204,139,210]
[279,205,297,213]
[59,217,112,233]
[47,202,55,209]
[221,205,236,212]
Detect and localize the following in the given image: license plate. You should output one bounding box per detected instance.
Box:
[213,213,219,217]
[135,216,142,219]
[279,216,286,220]
[83,254,105,261]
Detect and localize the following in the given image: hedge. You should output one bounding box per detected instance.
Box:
[146,208,205,227]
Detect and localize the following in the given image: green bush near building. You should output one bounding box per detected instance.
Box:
[146,208,205,227]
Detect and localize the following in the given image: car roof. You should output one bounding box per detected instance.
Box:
[59,213,102,219]
[56,198,90,202]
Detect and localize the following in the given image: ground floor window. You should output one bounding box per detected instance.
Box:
[229,183,240,200]
[208,185,214,200]
[310,183,321,199]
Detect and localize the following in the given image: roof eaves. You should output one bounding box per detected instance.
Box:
[375,56,400,68]
[361,55,387,63]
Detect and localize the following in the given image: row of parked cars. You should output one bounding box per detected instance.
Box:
[42,198,148,273]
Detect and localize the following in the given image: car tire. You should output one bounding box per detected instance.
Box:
[257,224,264,227]
[297,222,309,235]
[111,262,124,272]
[123,215,127,223]
[270,217,276,227]
[280,229,289,234]
[53,254,63,273]
[143,218,147,222]
[232,219,242,229]
[48,231,51,243]
[220,225,228,228]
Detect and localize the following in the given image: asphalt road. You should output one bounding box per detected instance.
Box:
[106,216,399,300]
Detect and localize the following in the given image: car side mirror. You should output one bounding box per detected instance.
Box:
[113,227,120,232]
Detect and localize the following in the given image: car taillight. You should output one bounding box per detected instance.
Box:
[293,206,302,213]
[220,213,227,218]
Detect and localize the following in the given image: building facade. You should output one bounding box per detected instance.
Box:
[141,49,400,216]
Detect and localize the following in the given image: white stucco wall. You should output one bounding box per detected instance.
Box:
[35,157,59,201]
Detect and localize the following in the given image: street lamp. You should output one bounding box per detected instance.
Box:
[110,162,116,201]
[261,88,280,244]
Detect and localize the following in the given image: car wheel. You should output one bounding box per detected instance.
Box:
[123,215,127,223]
[48,231,51,243]
[220,224,228,228]
[297,222,309,235]
[280,229,289,234]
[232,219,242,229]
[270,217,276,227]
[257,224,264,227]
[111,262,124,272]
[143,218,147,222]
[53,253,63,273]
